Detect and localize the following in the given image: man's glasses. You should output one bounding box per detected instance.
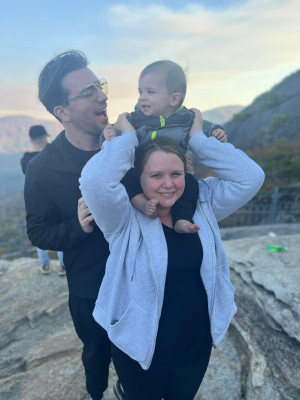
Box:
[64,78,108,104]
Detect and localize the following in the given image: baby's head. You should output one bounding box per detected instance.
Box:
[138,60,186,118]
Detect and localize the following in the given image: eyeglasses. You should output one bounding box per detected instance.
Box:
[64,78,108,104]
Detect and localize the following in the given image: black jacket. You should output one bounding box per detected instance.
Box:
[24,131,109,299]
[20,151,40,174]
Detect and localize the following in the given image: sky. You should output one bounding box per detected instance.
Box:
[1,0,300,122]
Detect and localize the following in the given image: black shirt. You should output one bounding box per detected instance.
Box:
[24,132,110,299]
[152,225,212,366]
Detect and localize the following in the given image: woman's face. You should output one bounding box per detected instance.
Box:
[140,151,185,212]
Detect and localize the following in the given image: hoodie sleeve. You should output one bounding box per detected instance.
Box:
[80,131,139,236]
[188,131,265,221]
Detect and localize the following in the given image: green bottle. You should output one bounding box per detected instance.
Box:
[267,245,288,252]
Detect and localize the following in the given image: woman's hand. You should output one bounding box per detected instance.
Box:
[115,112,137,135]
[189,108,204,138]
[78,197,95,233]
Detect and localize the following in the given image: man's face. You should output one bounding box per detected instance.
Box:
[61,68,108,136]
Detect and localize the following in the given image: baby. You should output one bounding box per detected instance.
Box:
[102,60,227,233]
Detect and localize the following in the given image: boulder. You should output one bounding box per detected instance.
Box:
[0,225,299,399]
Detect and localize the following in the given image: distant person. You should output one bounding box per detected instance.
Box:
[101,60,227,234]
[23,51,124,400]
[21,125,65,275]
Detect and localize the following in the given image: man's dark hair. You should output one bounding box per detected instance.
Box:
[38,50,88,119]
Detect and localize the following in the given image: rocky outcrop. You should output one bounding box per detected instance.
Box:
[1,225,299,400]
[197,229,300,400]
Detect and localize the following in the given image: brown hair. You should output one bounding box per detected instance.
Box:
[134,137,187,178]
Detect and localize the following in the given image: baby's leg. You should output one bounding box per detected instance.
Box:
[172,172,200,234]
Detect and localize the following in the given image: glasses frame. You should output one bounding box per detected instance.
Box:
[64,78,108,104]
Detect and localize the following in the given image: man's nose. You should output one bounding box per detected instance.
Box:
[96,87,108,102]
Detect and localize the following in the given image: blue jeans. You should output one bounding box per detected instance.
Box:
[36,248,64,267]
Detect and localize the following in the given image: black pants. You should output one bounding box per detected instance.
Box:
[112,344,211,400]
[69,294,111,400]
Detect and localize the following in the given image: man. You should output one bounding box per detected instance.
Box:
[21,125,65,275]
[24,51,124,400]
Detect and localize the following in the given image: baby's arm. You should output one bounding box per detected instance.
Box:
[203,120,227,143]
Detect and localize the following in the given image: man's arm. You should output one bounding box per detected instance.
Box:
[24,167,89,251]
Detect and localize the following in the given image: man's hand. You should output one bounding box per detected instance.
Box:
[103,124,117,142]
[212,128,227,143]
[78,197,95,233]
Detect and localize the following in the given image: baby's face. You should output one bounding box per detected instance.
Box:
[138,72,175,118]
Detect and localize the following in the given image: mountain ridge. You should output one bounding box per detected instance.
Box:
[224,69,300,150]
[0,105,242,154]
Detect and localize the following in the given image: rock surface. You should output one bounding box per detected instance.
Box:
[0,224,299,400]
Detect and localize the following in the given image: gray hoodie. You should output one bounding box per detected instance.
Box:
[80,130,264,370]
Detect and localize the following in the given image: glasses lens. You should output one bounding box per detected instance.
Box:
[84,84,97,98]
[99,78,108,94]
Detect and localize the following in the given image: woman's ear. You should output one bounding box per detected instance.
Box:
[170,93,182,107]
[54,105,70,122]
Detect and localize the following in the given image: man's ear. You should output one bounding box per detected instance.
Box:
[170,93,182,107]
[54,105,70,122]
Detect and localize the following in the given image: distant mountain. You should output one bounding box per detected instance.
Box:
[202,105,244,125]
[0,115,62,154]
[0,105,243,154]
[224,70,300,150]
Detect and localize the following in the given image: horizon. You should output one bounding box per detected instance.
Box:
[1,0,300,123]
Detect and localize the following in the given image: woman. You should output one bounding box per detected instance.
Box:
[79,109,264,400]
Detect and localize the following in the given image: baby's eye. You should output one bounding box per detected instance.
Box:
[148,90,155,94]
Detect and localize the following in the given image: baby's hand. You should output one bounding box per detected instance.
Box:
[103,124,116,142]
[212,128,227,143]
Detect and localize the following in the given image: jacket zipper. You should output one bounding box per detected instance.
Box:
[137,214,160,366]
[198,202,217,348]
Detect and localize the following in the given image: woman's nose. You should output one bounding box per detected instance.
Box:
[163,176,173,187]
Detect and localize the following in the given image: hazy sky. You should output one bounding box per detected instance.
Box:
[2,0,300,122]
